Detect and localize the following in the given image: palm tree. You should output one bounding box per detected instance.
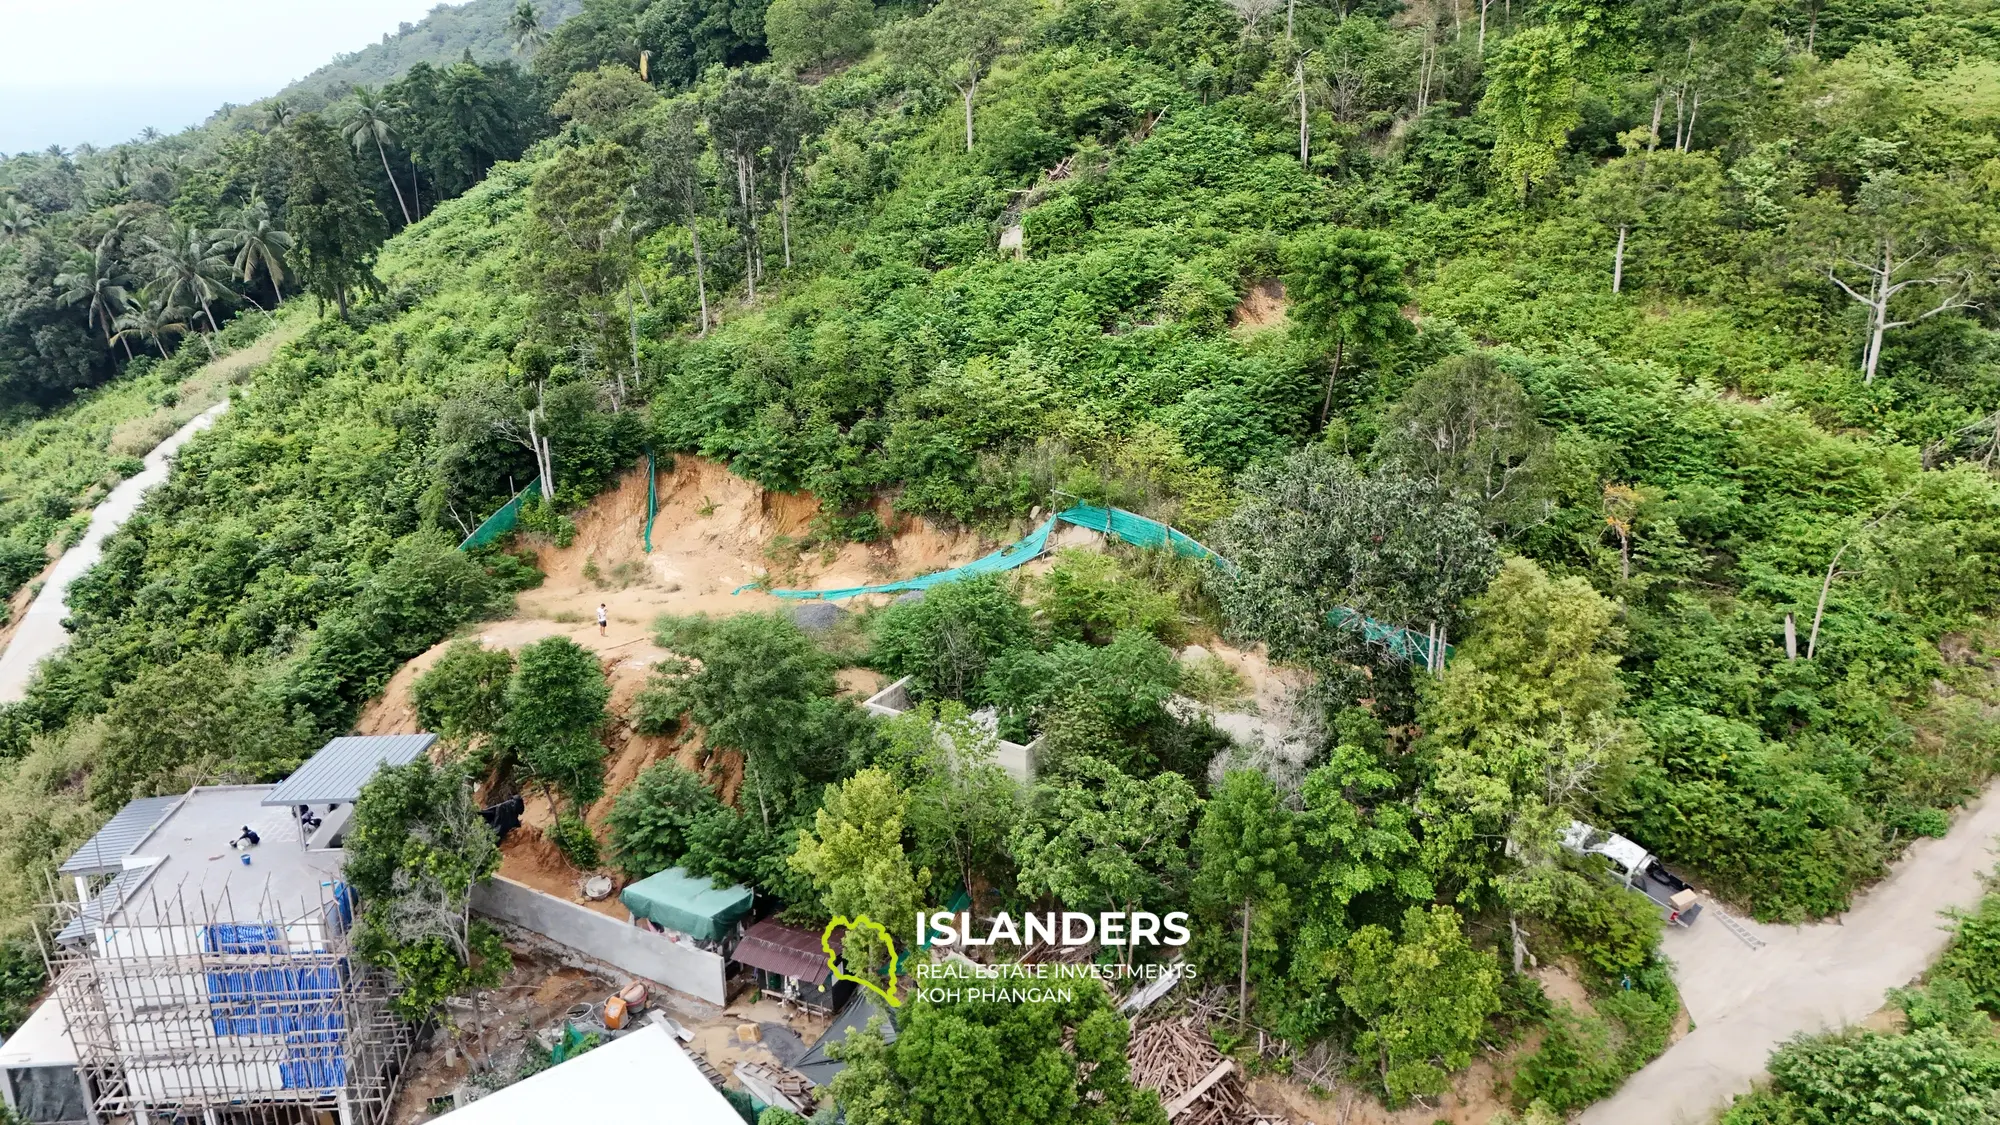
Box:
[144,223,231,355]
[0,197,37,242]
[440,66,509,185]
[267,100,295,129]
[55,236,136,358]
[113,297,191,360]
[85,151,135,207]
[510,2,548,56]
[214,204,295,303]
[343,87,415,226]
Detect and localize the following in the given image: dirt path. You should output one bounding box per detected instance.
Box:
[351,457,1013,907]
[0,399,232,702]
[0,318,302,698]
[1580,785,2000,1125]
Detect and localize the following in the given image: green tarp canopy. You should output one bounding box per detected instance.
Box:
[620,867,754,941]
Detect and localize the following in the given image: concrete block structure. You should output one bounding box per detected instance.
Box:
[861,675,1040,781]
[36,753,420,1125]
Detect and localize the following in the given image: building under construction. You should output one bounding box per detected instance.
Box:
[27,753,431,1125]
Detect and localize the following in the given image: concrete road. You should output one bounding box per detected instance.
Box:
[0,399,230,703]
[1581,785,2000,1125]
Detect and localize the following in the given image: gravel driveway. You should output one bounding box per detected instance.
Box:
[1580,785,2000,1125]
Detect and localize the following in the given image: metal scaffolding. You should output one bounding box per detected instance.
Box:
[45,879,412,1125]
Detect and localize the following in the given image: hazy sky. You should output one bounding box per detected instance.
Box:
[0,0,451,154]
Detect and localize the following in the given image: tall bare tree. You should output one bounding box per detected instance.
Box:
[1805,171,1982,384]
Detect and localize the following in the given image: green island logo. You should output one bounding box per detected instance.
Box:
[821,915,902,1008]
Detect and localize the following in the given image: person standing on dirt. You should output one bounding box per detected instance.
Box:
[597,603,608,637]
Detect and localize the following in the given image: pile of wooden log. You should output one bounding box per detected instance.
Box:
[1128,1017,1288,1125]
[1021,938,1099,965]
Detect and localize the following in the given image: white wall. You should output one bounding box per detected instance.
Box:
[469,877,729,1006]
[861,675,1039,782]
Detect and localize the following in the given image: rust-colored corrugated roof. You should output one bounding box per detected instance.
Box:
[731,920,832,983]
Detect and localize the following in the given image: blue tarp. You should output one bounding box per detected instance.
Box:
[281,1028,347,1090]
[735,505,1207,599]
[202,922,348,1090]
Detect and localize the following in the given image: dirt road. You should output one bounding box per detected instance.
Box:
[0,399,230,702]
[1580,786,2000,1125]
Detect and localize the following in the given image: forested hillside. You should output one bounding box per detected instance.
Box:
[3,0,2000,1117]
[279,0,585,104]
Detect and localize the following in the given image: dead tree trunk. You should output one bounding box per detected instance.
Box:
[1297,57,1311,166]
[960,72,979,151]
[1239,898,1252,1021]
[1806,490,1912,659]
[1319,337,1345,425]
[687,219,709,335]
[779,167,794,269]
[733,154,761,298]
[626,282,642,398]
[1827,240,1974,385]
[522,382,556,500]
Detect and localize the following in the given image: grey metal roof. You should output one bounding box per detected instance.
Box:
[261,734,438,807]
[58,794,182,876]
[55,866,151,945]
[794,991,894,1088]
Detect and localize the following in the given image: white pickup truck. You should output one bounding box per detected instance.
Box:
[1561,820,1703,927]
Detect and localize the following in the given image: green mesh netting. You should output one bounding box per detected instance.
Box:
[1054,504,1230,568]
[643,449,658,554]
[732,503,1451,667]
[732,512,1064,600]
[458,477,541,551]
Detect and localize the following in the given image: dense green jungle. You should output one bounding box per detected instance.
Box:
[5,0,2000,1119]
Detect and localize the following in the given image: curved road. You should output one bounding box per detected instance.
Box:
[0,399,231,703]
[1581,784,2000,1125]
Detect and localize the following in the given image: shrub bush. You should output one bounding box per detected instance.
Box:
[1027,548,1183,646]
[1512,967,1679,1113]
[605,763,723,878]
[546,812,602,870]
[1934,881,2000,1013]
[870,576,1036,704]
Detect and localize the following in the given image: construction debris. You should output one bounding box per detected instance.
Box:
[1021,938,1099,965]
[1119,961,1186,1015]
[689,1048,727,1088]
[648,1010,695,1042]
[735,1060,816,1115]
[1128,1018,1289,1125]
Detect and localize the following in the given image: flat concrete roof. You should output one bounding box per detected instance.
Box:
[439,1024,740,1125]
[0,994,75,1069]
[104,786,345,928]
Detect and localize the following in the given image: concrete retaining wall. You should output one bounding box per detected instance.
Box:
[862,676,1039,781]
[470,877,728,1006]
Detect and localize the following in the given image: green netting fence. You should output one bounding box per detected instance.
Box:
[733,503,1451,667]
[1055,503,1231,569]
[457,477,541,551]
[642,449,658,553]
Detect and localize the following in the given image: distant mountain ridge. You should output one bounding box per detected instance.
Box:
[278,0,582,104]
